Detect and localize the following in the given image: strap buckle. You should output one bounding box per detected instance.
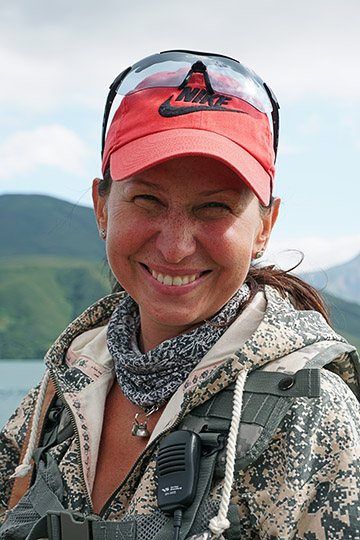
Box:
[47,510,100,540]
[199,432,226,456]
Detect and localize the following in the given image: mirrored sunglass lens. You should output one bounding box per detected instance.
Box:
[116,60,191,96]
[205,64,271,113]
[116,55,272,114]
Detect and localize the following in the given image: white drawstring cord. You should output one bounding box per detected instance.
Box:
[11,369,51,478]
[208,368,248,539]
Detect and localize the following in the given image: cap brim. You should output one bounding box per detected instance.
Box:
[110,128,271,206]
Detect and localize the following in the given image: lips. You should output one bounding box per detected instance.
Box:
[143,264,208,286]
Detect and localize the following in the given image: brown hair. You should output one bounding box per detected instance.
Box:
[96,170,331,325]
[247,263,330,324]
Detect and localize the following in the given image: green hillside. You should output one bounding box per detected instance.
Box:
[0,194,111,358]
[324,292,360,352]
[0,256,111,359]
[0,194,105,260]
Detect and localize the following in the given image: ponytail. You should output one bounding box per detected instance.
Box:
[247,264,330,325]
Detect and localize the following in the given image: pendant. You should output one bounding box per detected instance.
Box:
[132,405,160,437]
[132,412,150,437]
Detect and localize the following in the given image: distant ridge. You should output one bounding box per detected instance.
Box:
[324,292,360,352]
[0,194,105,261]
[301,252,360,305]
[0,194,109,358]
[0,256,110,358]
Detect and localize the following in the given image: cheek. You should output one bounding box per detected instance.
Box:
[105,209,157,269]
[106,225,139,261]
[202,219,256,266]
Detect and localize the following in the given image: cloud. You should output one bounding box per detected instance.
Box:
[0,46,103,112]
[265,234,360,272]
[1,0,360,112]
[0,125,92,178]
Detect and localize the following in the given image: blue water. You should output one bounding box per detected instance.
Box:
[0,360,45,430]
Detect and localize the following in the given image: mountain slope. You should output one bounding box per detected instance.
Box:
[324,292,360,352]
[0,257,110,358]
[0,194,110,358]
[302,252,360,305]
[0,194,105,260]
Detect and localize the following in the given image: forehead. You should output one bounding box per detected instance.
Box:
[117,156,254,196]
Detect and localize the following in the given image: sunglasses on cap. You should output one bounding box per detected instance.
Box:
[101,49,280,160]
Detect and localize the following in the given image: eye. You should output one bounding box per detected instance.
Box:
[133,194,164,211]
[135,194,159,201]
[133,194,160,202]
[203,202,231,210]
[196,201,232,217]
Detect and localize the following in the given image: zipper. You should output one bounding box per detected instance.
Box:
[49,368,93,513]
[47,359,232,519]
[99,393,192,519]
[98,362,236,518]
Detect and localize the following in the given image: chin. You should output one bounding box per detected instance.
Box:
[145,306,207,331]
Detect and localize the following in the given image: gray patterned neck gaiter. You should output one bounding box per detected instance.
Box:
[106,284,250,409]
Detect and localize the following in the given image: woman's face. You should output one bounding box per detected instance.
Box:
[93,156,279,351]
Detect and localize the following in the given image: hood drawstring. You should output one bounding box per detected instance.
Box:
[208,368,248,539]
[11,369,51,479]
[10,365,248,538]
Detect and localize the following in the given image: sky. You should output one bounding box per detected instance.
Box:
[1,0,359,272]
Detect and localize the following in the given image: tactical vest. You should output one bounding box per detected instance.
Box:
[1,340,358,540]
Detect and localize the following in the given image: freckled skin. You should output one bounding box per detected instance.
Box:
[93,156,279,351]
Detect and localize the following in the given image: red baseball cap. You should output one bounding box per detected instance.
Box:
[102,71,275,206]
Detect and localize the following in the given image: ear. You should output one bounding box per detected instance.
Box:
[92,178,108,238]
[252,197,280,257]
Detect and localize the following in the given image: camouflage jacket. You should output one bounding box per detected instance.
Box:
[1,286,360,539]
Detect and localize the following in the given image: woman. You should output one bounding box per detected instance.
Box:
[1,50,359,540]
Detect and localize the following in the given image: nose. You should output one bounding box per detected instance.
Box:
[155,211,197,263]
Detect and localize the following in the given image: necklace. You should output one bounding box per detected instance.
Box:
[132,404,161,437]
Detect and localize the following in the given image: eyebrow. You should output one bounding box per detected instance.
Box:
[126,180,238,194]
[124,178,160,189]
[124,178,243,197]
[199,189,240,196]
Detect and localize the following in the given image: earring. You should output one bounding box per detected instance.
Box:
[254,250,264,259]
[100,229,107,239]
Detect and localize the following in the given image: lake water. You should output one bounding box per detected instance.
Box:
[0,360,45,429]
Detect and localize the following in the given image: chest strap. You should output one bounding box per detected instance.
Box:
[25,433,222,540]
[180,368,321,475]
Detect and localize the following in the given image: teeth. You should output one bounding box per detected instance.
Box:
[150,269,200,286]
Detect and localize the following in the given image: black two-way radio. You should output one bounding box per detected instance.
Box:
[157,430,201,540]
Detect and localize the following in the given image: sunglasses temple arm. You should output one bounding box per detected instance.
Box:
[101,67,132,159]
[263,82,280,161]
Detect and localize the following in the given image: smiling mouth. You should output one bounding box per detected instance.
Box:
[143,265,209,286]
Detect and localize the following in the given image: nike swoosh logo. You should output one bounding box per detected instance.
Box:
[159,97,248,117]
